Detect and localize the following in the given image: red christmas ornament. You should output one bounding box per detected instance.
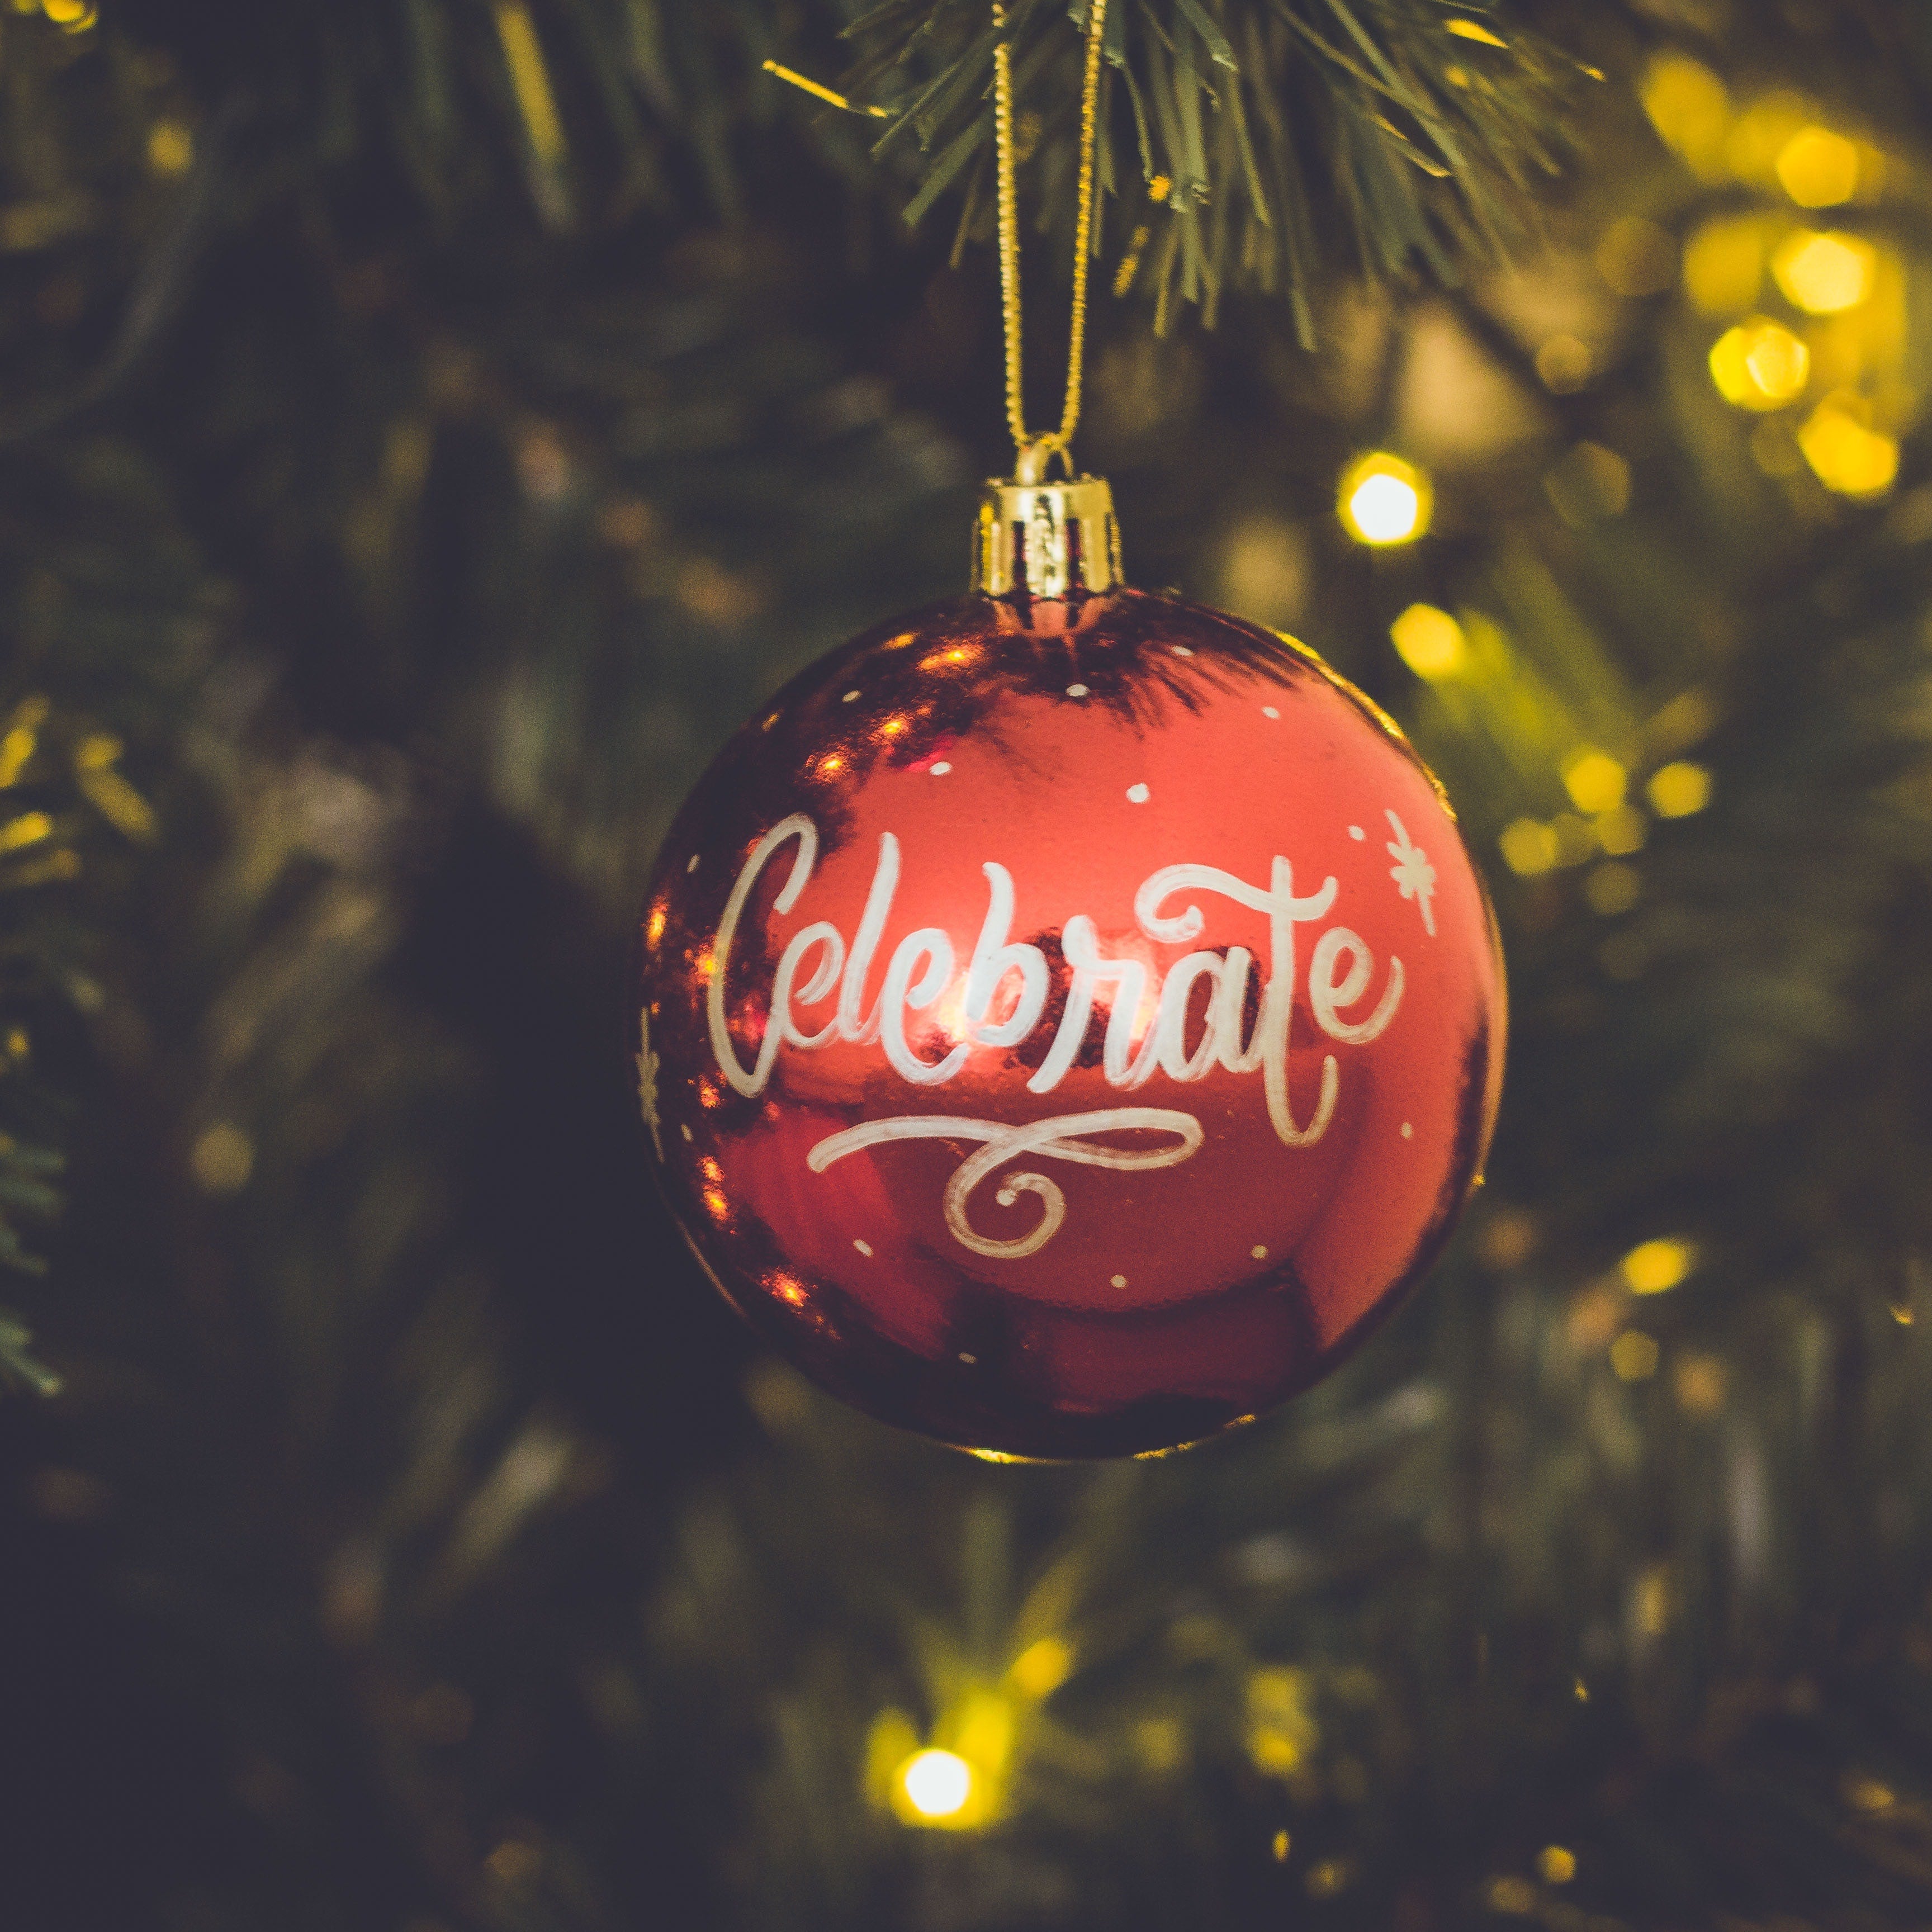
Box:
[634,476,1504,1459]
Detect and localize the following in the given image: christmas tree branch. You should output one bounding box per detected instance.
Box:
[837,0,1590,337]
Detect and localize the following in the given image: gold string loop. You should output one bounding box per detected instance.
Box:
[992,0,1108,474]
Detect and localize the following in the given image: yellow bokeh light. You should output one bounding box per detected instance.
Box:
[897,1749,973,1821]
[1338,453,1431,546]
[1772,230,1875,314]
[1246,1664,1319,1778]
[1622,1237,1697,1294]
[1844,1774,1897,1815]
[1562,749,1627,815]
[1535,334,1593,394]
[1007,1635,1074,1699]
[1798,394,1898,497]
[1677,218,1769,316]
[1683,216,1764,316]
[147,120,194,176]
[1536,1846,1578,1886]
[1724,89,1811,184]
[1635,1564,1671,1634]
[1610,1330,1660,1382]
[1674,1353,1728,1416]
[1486,1876,1539,1915]
[1305,1860,1353,1899]
[1499,818,1557,877]
[1641,53,1729,177]
[0,811,53,855]
[1709,318,1810,410]
[1389,603,1467,679]
[1445,18,1507,46]
[1647,762,1711,817]
[1776,126,1860,207]
[190,1121,254,1195]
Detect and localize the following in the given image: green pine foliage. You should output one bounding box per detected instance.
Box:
[843,0,1582,335]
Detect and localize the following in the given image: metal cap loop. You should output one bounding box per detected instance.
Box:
[972,472,1122,599]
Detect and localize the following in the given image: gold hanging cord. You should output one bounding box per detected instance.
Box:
[993,0,1108,485]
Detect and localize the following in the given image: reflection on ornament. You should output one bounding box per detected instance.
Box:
[634,1007,664,1160]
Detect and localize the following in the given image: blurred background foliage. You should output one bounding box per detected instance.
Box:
[11,2,1932,1929]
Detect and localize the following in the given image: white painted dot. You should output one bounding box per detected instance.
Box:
[1111,1273,1128,1288]
[842,689,861,703]
[1262,705,1280,719]
[1251,1244,1268,1259]
[1348,826,1365,841]
[958,1351,977,1365]
[1066,683,1089,697]
[854,1238,874,1257]
[1400,1122,1413,1139]
[1170,645,1194,657]
[1126,783,1150,804]
[686,854,701,872]
[930,761,953,776]
[680,1124,692,1143]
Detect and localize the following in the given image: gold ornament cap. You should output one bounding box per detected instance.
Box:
[973,463,1122,599]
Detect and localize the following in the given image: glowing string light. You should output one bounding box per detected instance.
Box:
[898,1749,973,1820]
[1338,454,1431,546]
[1708,318,1809,410]
[1621,1237,1696,1294]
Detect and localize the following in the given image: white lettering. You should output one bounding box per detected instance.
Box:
[1147,950,1239,1082]
[708,814,818,1097]
[1028,915,1154,1095]
[704,819,1407,1161]
[775,922,845,1049]
[836,833,899,1044]
[1310,926,1403,1045]
[964,862,1048,1047]
[809,1108,1204,1259]
[1135,858,1339,1147]
[880,928,968,1085]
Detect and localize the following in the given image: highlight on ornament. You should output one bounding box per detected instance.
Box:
[1338,453,1432,546]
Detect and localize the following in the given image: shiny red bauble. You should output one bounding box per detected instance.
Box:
[634,588,1504,1459]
